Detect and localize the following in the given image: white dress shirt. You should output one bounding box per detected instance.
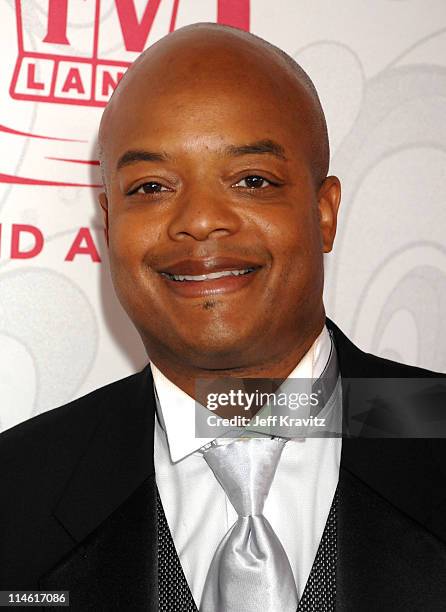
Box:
[152,326,342,604]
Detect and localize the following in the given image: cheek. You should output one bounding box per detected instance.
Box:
[109,210,158,268]
[269,206,321,265]
[107,211,164,311]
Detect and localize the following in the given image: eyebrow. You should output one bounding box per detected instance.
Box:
[116,139,287,171]
[224,140,287,160]
[116,149,168,170]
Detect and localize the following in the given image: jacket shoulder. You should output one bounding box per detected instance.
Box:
[0,368,148,476]
[326,318,444,378]
[359,349,443,378]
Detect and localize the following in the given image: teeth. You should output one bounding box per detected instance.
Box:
[163,268,255,282]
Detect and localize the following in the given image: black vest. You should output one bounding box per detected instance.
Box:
[158,489,338,611]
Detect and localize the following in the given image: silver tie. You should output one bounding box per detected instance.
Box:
[200,437,299,612]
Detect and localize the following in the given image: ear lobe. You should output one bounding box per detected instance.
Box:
[98,192,109,247]
[318,176,341,253]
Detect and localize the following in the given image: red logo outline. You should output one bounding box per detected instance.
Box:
[9,0,250,108]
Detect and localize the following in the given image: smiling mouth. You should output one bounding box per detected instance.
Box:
[160,268,257,282]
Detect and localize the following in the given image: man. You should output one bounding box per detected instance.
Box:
[1,23,446,611]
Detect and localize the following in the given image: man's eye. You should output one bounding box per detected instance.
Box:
[130,182,168,195]
[233,175,272,189]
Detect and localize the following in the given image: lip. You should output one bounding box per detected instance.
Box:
[157,257,263,298]
[159,257,263,276]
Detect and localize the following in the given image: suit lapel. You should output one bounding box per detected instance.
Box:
[328,319,446,609]
[336,468,446,611]
[39,476,158,611]
[39,365,158,610]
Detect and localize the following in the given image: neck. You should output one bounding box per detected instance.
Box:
[146,317,325,402]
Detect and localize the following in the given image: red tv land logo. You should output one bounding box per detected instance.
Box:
[9,0,250,107]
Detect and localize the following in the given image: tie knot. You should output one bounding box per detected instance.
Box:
[202,437,286,516]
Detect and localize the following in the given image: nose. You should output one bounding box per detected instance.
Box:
[167,186,242,242]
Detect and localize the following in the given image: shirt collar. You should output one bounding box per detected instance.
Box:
[151,325,332,463]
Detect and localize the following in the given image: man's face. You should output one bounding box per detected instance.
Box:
[100,50,339,371]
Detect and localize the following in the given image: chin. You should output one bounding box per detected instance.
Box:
[183,331,253,369]
[152,324,259,371]
[183,347,251,372]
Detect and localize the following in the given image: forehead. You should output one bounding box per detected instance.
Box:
[100,36,316,168]
[112,93,296,151]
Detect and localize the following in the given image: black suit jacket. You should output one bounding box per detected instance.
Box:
[1,319,446,611]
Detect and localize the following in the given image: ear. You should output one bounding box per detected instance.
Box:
[317,176,341,253]
[98,192,109,247]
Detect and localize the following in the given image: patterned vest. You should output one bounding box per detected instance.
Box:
[157,489,338,611]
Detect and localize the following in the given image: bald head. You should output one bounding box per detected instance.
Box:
[99,23,329,186]
[96,22,341,380]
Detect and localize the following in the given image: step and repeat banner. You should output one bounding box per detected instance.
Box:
[1,0,445,431]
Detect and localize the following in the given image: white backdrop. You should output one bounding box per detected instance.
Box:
[1,0,445,432]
